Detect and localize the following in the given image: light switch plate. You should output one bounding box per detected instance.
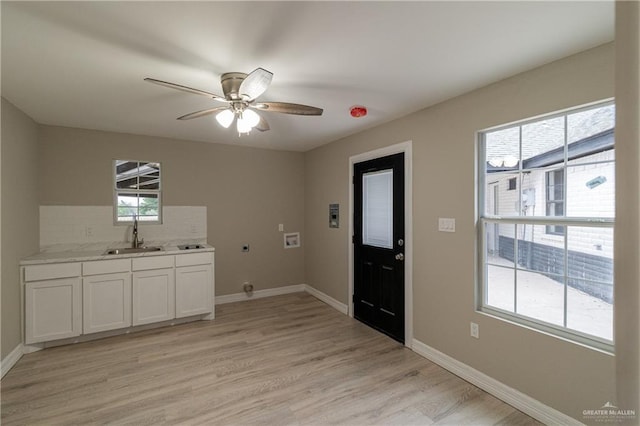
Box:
[438,217,456,232]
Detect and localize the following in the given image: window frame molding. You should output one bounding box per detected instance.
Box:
[476,99,615,354]
[113,159,163,225]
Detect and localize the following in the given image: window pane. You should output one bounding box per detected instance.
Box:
[138,194,159,221]
[486,173,520,216]
[486,264,514,312]
[116,161,141,190]
[521,116,565,163]
[567,280,613,341]
[362,169,393,249]
[565,163,615,218]
[567,226,613,282]
[516,270,565,327]
[116,193,159,222]
[117,194,138,221]
[486,222,512,263]
[516,224,565,275]
[567,104,615,144]
[485,127,520,171]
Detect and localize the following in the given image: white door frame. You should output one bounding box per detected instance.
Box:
[348,141,413,348]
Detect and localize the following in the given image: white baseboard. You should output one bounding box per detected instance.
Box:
[215,284,349,317]
[304,285,349,315]
[411,339,582,426]
[215,284,306,305]
[1,344,23,379]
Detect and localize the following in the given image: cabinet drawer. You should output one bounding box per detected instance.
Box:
[132,255,174,271]
[83,259,131,276]
[175,252,214,267]
[24,262,81,282]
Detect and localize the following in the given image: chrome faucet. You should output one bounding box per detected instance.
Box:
[132,215,144,248]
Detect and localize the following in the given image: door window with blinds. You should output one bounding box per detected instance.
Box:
[114,160,162,223]
[362,169,394,249]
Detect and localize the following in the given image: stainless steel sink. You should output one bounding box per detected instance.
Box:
[103,246,163,255]
[177,244,206,250]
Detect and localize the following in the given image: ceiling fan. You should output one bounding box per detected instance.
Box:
[144,68,323,135]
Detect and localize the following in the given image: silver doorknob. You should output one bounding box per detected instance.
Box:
[395,253,404,261]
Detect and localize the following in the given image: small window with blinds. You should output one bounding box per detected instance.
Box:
[362,169,393,249]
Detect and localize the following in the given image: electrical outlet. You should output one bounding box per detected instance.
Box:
[278,224,284,232]
[85,226,93,237]
[190,224,197,234]
[241,244,250,252]
[470,322,479,339]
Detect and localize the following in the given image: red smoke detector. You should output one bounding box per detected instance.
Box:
[350,105,367,118]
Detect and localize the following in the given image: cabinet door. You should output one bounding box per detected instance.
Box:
[25,278,82,344]
[132,268,175,325]
[175,265,213,318]
[83,273,132,334]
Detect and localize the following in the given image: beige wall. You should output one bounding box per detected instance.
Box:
[615,0,640,418]
[304,43,616,421]
[1,98,40,359]
[38,126,305,296]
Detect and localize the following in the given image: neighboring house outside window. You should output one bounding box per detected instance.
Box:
[478,101,614,351]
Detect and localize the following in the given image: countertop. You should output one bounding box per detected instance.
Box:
[20,240,214,265]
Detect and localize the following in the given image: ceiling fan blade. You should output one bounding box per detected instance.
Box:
[255,115,270,132]
[239,68,273,101]
[177,106,229,120]
[144,78,228,102]
[253,102,323,116]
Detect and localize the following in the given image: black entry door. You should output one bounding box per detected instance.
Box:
[353,153,405,343]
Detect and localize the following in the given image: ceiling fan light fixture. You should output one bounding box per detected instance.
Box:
[242,109,261,128]
[216,109,234,128]
[146,67,322,136]
[237,116,253,134]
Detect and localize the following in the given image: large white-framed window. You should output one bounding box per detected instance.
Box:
[477,100,615,351]
[114,160,162,224]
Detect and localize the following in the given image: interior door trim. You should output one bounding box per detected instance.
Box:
[348,140,413,348]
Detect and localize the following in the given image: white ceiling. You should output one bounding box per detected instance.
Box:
[1,1,614,152]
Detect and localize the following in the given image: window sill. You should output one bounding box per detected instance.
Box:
[476,306,614,356]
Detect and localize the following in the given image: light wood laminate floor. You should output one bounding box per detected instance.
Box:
[1,293,542,425]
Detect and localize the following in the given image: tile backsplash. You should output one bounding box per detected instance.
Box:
[40,206,207,248]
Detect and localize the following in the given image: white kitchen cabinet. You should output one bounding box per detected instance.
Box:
[83,273,132,334]
[25,274,82,344]
[176,264,213,318]
[82,259,132,334]
[132,268,175,325]
[23,248,214,346]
